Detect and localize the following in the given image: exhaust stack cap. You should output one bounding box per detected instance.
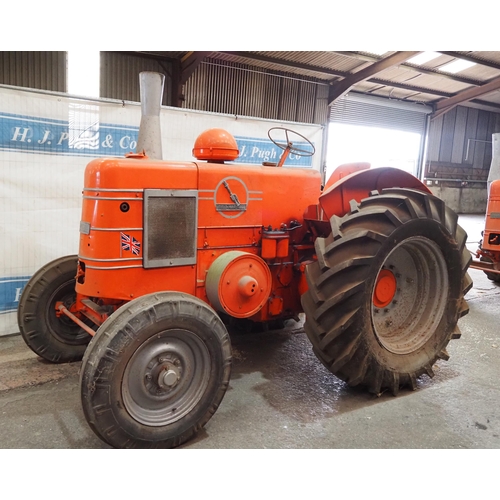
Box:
[136,72,165,160]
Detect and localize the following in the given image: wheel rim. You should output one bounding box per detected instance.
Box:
[371,236,449,355]
[46,280,91,345]
[122,329,211,427]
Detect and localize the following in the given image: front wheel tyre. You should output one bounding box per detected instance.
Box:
[80,292,232,448]
[302,188,472,396]
[480,255,500,283]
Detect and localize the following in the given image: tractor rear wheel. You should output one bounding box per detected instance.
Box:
[302,188,472,396]
[80,292,232,448]
[17,255,92,363]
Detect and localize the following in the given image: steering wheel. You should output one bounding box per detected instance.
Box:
[268,127,315,157]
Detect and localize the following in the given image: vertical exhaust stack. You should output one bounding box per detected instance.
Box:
[136,72,165,160]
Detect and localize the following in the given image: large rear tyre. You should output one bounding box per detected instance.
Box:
[302,188,472,396]
[80,292,232,449]
[17,255,92,363]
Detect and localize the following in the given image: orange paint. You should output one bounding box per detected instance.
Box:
[75,153,322,325]
[72,134,431,331]
[320,166,431,220]
[373,269,397,308]
[482,180,500,254]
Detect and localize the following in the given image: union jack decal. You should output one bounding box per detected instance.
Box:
[121,232,141,256]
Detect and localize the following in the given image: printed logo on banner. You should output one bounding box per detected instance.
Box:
[0,112,139,157]
[0,112,315,166]
[234,136,314,168]
[0,277,30,314]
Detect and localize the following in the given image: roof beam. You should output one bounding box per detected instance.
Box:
[332,51,485,87]
[365,77,451,98]
[328,51,420,104]
[219,51,348,78]
[170,51,212,107]
[179,51,212,85]
[218,50,456,99]
[216,51,500,106]
[438,51,500,72]
[433,74,500,119]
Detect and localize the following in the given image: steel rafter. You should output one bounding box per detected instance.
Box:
[218,51,449,99]
[332,51,486,87]
[327,51,420,104]
[171,51,212,107]
[219,51,349,79]
[433,74,500,119]
[179,51,213,85]
[438,51,500,72]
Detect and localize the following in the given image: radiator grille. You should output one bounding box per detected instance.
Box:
[144,190,198,268]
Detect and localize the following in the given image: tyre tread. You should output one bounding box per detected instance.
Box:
[302,188,471,394]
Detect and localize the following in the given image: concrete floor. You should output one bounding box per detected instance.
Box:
[0,214,499,449]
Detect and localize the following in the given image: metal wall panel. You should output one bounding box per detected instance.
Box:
[296,81,317,124]
[278,78,299,122]
[100,52,172,105]
[427,114,444,163]
[440,107,457,163]
[0,51,66,92]
[314,84,330,125]
[330,94,430,134]
[473,110,490,169]
[425,106,500,180]
[184,58,328,125]
[451,107,468,164]
[484,112,499,169]
[463,108,479,165]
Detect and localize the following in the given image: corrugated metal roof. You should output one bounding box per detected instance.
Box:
[138,50,500,114]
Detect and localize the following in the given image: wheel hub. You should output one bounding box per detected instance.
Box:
[158,364,181,389]
[373,269,397,308]
[371,236,448,355]
[143,354,183,395]
[122,329,211,427]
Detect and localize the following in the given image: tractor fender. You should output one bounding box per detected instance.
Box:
[319,166,431,220]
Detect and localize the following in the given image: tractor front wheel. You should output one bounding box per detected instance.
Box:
[480,255,500,282]
[302,188,472,395]
[17,255,92,363]
[80,292,232,448]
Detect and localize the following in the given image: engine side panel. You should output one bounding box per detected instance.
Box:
[76,157,321,319]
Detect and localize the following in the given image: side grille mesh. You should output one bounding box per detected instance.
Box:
[144,190,197,268]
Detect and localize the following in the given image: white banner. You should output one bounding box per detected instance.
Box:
[0,85,323,336]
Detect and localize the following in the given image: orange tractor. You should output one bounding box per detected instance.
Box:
[470,133,500,282]
[472,180,500,282]
[18,73,472,448]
